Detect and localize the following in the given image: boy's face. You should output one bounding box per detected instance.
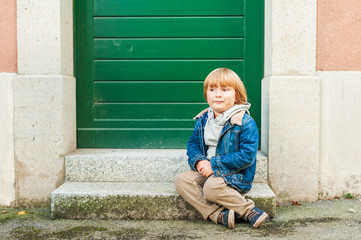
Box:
[206,85,236,117]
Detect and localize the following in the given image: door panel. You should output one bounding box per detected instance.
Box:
[94,103,209,120]
[75,0,263,148]
[94,82,204,102]
[94,39,244,59]
[94,60,244,81]
[93,0,244,16]
[94,17,244,38]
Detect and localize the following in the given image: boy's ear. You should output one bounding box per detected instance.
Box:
[193,108,209,119]
[231,111,245,126]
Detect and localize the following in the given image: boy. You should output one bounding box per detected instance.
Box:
[175,68,268,229]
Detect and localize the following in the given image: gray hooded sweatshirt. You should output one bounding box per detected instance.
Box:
[204,103,251,159]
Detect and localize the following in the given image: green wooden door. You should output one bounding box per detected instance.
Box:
[75,0,263,148]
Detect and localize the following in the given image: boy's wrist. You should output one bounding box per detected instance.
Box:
[195,159,210,170]
[195,158,209,167]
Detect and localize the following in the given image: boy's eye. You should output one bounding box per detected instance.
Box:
[209,88,215,91]
[222,88,228,91]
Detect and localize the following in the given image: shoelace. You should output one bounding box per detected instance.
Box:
[217,212,225,224]
[247,210,259,222]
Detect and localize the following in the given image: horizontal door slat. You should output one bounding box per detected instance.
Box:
[93,17,244,38]
[90,119,196,128]
[94,60,244,81]
[78,129,192,148]
[94,0,244,16]
[94,39,244,59]
[95,81,204,102]
[94,103,209,120]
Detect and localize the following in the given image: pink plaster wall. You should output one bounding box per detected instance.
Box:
[0,0,17,72]
[317,0,361,71]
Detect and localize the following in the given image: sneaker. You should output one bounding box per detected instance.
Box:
[217,209,235,229]
[246,207,268,228]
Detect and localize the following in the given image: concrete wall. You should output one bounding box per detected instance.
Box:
[318,72,361,199]
[263,0,320,201]
[317,0,361,199]
[0,0,17,206]
[0,74,16,206]
[13,0,76,206]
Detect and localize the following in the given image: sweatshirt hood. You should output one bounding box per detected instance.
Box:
[207,103,251,126]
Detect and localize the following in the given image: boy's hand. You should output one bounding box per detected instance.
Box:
[196,160,214,177]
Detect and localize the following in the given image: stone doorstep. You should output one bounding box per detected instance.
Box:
[65,149,268,183]
[51,182,276,220]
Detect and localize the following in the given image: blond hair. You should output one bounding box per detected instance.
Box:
[203,68,247,104]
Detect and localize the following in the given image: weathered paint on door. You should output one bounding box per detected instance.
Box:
[75,0,263,148]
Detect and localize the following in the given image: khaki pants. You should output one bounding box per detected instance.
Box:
[175,170,255,223]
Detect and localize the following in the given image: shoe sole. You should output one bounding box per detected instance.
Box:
[228,210,235,229]
[253,212,268,228]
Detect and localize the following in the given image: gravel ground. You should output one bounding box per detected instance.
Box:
[1,198,360,240]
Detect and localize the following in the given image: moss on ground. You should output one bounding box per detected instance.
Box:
[52,195,203,220]
[252,197,276,218]
[11,226,108,240]
[0,207,50,224]
[107,228,148,239]
[2,199,360,240]
[254,217,341,238]
[52,194,275,220]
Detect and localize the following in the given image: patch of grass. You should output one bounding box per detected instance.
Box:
[254,217,342,238]
[12,226,43,240]
[344,193,355,199]
[156,232,200,240]
[11,226,108,240]
[49,226,108,239]
[255,220,296,237]
[0,209,26,224]
[108,227,147,239]
[0,213,16,224]
[1,207,51,222]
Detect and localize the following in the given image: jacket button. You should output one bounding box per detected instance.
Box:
[217,170,221,176]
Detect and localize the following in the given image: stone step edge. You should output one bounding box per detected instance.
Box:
[65,150,268,183]
[66,149,267,160]
[51,182,276,220]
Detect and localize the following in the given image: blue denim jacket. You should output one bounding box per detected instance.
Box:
[187,111,259,192]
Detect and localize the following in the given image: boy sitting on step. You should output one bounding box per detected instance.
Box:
[175,68,268,229]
